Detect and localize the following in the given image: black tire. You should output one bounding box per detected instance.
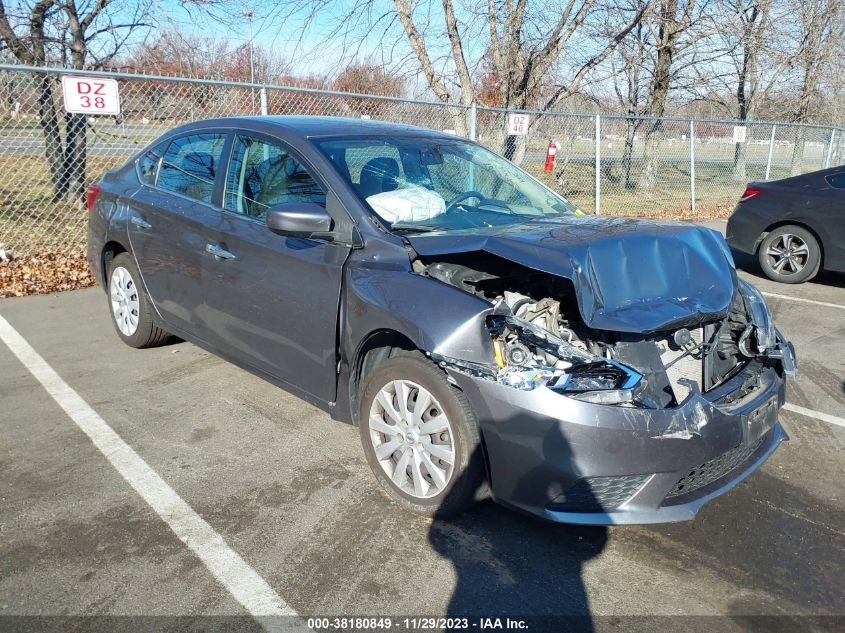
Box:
[757,225,821,284]
[358,353,486,518]
[106,252,170,348]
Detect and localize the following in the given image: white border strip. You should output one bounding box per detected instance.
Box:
[0,315,299,627]
[784,403,845,429]
[761,291,845,311]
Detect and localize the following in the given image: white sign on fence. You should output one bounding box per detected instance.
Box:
[732,125,747,143]
[61,76,121,115]
[507,113,530,135]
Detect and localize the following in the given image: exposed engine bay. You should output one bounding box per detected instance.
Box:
[414,252,789,409]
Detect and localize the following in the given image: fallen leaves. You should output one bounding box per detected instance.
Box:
[0,249,97,298]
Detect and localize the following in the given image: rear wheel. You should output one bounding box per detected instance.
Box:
[758,225,821,284]
[107,253,170,348]
[358,354,485,518]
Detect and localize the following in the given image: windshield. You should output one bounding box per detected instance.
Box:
[315,136,577,232]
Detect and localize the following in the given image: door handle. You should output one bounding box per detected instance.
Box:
[205,243,236,260]
[130,215,152,229]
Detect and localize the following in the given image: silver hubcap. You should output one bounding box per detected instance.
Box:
[368,380,455,499]
[109,266,140,336]
[766,233,810,275]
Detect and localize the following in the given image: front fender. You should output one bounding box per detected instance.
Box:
[343,265,495,365]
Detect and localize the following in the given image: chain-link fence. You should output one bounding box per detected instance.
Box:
[1,63,843,259]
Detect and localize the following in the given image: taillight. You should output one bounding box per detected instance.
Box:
[86,183,102,212]
[739,187,760,202]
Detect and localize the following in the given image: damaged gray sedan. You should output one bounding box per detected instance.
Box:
[87,116,797,524]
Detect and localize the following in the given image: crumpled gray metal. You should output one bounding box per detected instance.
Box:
[408,216,738,334]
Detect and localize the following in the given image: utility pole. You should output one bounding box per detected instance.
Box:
[243,9,256,115]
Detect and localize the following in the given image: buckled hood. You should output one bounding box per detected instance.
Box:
[407,216,737,334]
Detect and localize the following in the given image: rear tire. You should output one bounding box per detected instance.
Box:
[107,253,170,348]
[358,353,486,518]
[757,225,820,284]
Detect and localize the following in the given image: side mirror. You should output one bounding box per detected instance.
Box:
[266,202,334,239]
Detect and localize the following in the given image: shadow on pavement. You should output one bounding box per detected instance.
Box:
[428,421,608,632]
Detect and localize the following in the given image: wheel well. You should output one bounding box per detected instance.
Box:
[349,330,418,426]
[101,241,128,287]
[758,221,825,267]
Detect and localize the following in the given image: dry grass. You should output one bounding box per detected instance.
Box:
[0,249,96,298]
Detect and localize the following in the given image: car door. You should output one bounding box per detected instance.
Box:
[200,132,352,402]
[126,131,228,337]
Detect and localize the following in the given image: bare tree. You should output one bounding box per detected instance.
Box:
[609,0,653,189]
[787,0,841,174]
[0,0,151,201]
[635,0,728,189]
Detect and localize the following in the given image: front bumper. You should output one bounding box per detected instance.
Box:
[447,358,789,525]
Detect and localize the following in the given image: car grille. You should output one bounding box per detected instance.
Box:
[549,474,650,512]
[664,436,766,502]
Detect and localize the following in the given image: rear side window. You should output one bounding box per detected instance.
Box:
[157,133,227,204]
[137,141,167,185]
[825,173,845,189]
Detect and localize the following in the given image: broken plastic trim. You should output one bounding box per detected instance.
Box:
[737,279,776,353]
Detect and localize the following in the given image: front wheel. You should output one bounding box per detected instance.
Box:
[358,354,486,518]
[757,225,821,284]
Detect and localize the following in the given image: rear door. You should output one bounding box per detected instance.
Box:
[200,132,351,402]
[126,132,228,337]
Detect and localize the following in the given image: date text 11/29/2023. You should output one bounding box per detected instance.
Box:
[306,617,529,630]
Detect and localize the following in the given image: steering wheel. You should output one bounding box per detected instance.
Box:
[445,191,486,214]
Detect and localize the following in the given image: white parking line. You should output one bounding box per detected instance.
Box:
[784,403,845,429]
[0,315,301,629]
[761,291,845,311]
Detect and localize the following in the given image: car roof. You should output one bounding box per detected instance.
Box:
[183,115,459,141]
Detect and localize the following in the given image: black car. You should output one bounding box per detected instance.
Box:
[87,116,795,524]
[727,165,845,283]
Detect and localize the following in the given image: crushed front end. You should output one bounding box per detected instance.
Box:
[417,251,796,524]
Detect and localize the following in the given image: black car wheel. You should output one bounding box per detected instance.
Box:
[107,253,170,348]
[358,353,486,518]
[758,225,821,284]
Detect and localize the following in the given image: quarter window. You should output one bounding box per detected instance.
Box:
[157,133,226,204]
[138,141,167,185]
[224,136,325,220]
[825,173,845,189]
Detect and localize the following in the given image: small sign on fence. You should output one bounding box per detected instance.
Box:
[507,113,530,135]
[61,76,121,115]
[732,125,747,143]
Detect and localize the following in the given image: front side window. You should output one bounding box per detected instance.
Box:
[157,133,226,204]
[316,137,575,231]
[224,135,326,221]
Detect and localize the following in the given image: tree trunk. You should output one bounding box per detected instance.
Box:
[790,126,805,176]
[34,74,67,201]
[62,111,87,202]
[638,120,663,190]
[621,117,638,189]
[732,139,748,182]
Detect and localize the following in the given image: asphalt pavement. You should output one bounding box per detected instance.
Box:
[0,221,843,632]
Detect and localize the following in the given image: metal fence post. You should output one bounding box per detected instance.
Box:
[689,120,696,214]
[765,125,776,180]
[260,87,268,116]
[824,129,835,169]
[595,114,601,215]
[469,103,477,141]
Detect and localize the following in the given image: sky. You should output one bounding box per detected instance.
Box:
[150,0,413,76]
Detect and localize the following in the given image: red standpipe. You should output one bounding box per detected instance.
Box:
[544,141,557,172]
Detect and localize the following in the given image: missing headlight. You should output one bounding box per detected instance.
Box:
[487,314,643,400]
